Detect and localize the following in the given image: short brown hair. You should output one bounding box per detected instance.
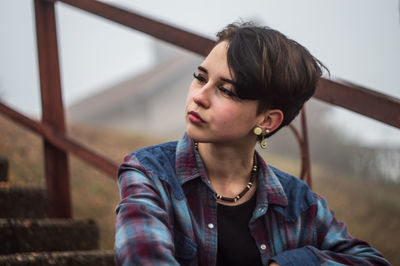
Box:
[217,22,327,136]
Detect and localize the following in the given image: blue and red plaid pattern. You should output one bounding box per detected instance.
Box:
[114,134,390,266]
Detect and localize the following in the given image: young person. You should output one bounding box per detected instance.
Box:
[114,22,390,265]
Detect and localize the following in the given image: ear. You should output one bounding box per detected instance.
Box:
[258,109,284,134]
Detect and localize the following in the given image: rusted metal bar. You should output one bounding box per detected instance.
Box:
[34,0,71,218]
[26,0,398,194]
[0,101,118,178]
[288,124,306,180]
[0,157,9,184]
[56,0,400,128]
[57,0,215,56]
[288,107,312,188]
[300,108,312,188]
[316,78,400,129]
[54,0,400,184]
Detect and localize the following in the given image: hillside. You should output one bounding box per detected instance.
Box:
[0,114,399,265]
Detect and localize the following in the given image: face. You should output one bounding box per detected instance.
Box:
[185,41,264,146]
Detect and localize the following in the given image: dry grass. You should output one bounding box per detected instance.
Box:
[1,114,399,264]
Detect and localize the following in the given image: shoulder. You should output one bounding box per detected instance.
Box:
[118,141,178,182]
[268,165,317,221]
[133,141,178,166]
[118,141,186,200]
[270,166,315,203]
[121,141,178,171]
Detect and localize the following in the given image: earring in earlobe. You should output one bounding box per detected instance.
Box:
[260,129,270,149]
[254,127,270,149]
[253,126,263,136]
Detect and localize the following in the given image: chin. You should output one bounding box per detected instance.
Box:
[186,126,207,143]
[185,127,199,141]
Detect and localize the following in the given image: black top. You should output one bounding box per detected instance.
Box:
[216,192,262,266]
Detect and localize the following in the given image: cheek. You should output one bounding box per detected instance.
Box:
[218,106,257,128]
[218,106,244,124]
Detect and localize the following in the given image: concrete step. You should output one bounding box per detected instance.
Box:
[0,218,99,254]
[0,250,114,266]
[0,187,48,218]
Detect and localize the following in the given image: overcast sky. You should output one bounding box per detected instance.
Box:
[0,0,399,146]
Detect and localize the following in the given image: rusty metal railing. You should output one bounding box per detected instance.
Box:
[0,0,399,218]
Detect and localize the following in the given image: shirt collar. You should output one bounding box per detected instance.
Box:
[175,133,288,207]
[175,133,201,185]
[255,152,288,207]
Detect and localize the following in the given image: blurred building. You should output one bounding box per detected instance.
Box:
[67,41,202,138]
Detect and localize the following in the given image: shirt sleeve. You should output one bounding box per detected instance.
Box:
[271,194,391,266]
[114,154,179,266]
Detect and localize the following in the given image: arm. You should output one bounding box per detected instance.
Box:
[271,195,390,266]
[114,155,179,266]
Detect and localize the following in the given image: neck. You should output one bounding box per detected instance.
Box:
[196,141,257,202]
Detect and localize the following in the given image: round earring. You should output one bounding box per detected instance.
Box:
[254,127,270,149]
[253,126,263,136]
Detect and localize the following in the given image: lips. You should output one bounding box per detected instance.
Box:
[188,111,205,124]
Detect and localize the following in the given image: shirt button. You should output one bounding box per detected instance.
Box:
[260,244,267,250]
[258,207,266,213]
[208,223,214,229]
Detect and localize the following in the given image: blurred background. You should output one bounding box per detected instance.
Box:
[0,0,399,264]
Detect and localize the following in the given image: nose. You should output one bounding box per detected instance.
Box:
[193,84,211,109]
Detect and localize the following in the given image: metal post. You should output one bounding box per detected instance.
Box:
[300,107,312,189]
[34,0,72,218]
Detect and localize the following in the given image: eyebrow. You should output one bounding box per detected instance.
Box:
[197,66,236,85]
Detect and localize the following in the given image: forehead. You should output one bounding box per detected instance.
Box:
[201,41,232,79]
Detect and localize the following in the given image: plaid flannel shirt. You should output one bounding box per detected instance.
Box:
[114,134,389,265]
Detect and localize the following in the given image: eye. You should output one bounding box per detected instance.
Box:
[218,86,238,98]
[193,72,206,83]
